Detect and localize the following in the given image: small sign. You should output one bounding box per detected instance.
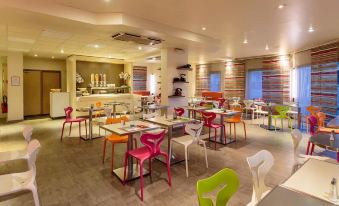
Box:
[11,76,20,86]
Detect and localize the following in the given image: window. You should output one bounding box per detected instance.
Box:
[291,65,311,115]
[246,70,263,99]
[209,72,221,92]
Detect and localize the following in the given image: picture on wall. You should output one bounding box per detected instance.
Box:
[11,76,20,86]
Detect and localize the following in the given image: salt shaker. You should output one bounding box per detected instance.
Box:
[331,178,338,202]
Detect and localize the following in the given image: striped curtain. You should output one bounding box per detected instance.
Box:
[224,62,246,99]
[133,66,147,91]
[262,56,290,103]
[195,64,210,95]
[311,42,338,116]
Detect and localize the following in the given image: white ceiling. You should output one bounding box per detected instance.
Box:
[1,0,339,62]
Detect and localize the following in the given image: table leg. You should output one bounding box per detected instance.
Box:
[113,105,116,118]
[89,105,93,140]
[220,115,225,142]
[188,110,191,118]
[260,108,280,131]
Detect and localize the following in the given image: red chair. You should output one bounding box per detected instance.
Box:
[60,106,87,143]
[174,107,185,116]
[307,115,317,155]
[217,98,226,109]
[201,111,226,150]
[123,130,171,201]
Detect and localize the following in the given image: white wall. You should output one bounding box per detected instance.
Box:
[7,52,23,121]
[23,57,67,91]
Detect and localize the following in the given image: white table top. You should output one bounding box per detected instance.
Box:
[205,109,238,116]
[281,158,339,204]
[99,120,161,136]
[144,115,197,127]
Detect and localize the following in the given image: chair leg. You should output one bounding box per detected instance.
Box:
[149,158,152,176]
[281,119,284,132]
[234,123,237,142]
[169,141,173,165]
[337,152,339,163]
[229,123,232,138]
[208,127,211,140]
[102,139,107,163]
[306,141,311,155]
[69,122,73,136]
[139,160,144,201]
[310,143,315,155]
[184,146,189,177]
[165,153,172,186]
[31,187,40,206]
[274,118,277,132]
[243,121,247,140]
[78,122,81,143]
[85,120,88,138]
[202,141,208,168]
[223,125,226,144]
[214,128,217,150]
[60,122,66,142]
[111,143,115,172]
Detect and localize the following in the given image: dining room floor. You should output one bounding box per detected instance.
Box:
[0,116,316,206]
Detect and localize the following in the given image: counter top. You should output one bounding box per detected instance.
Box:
[77,93,141,101]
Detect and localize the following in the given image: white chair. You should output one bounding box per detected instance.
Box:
[254,105,268,125]
[0,139,41,206]
[23,126,33,143]
[169,122,208,177]
[246,150,274,206]
[243,100,255,119]
[290,129,328,172]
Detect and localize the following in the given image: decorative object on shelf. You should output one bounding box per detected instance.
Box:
[177,64,192,71]
[119,72,130,86]
[76,73,84,84]
[174,88,183,96]
[95,73,99,87]
[173,74,189,83]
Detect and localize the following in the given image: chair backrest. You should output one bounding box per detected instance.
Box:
[64,106,73,119]
[316,112,326,128]
[27,139,41,171]
[185,122,204,142]
[104,107,112,118]
[231,106,243,122]
[291,129,303,164]
[217,98,226,109]
[201,112,217,126]
[196,168,239,206]
[142,112,159,120]
[22,126,33,143]
[306,105,322,116]
[140,129,166,156]
[243,100,254,108]
[106,116,129,124]
[247,150,274,203]
[274,105,289,117]
[174,107,185,117]
[308,115,317,136]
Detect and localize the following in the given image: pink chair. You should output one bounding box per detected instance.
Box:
[202,111,226,150]
[307,115,317,155]
[123,130,171,201]
[174,107,185,116]
[60,106,87,143]
[217,98,226,108]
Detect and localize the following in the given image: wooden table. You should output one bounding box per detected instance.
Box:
[309,133,339,162]
[205,109,239,145]
[99,120,161,182]
[258,159,339,205]
[76,105,105,140]
[144,115,197,165]
[327,116,339,129]
[142,104,169,116]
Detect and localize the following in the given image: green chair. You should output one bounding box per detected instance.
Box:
[271,105,292,131]
[196,168,239,206]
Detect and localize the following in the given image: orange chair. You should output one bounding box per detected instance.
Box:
[305,106,322,133]
[224,107,247,142]
[102,116,138,171]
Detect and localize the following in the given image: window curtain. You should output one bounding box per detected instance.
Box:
[291,66,311,115]
[246,70,262,99]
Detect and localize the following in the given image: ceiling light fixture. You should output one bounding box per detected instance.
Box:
[152,57,156,61]
[51,56,55,59]
[34,54,38,57]
[108,55,112,58]
[138,46,142,50]
[60,49,64,54]
[308,26,314,33]
[243,37,248,44]
[104,0,111,2]
[202,27,206,31]
[278,4,285,9]
[94,44,99,48]
[265,44,269,50]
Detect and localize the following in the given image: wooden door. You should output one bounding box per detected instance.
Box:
[42,71,61,114]
[24,70,42,116]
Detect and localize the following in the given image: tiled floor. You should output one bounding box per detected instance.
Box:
[0,117,314,206]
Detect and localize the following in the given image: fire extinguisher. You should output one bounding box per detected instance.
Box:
[2,95,7,113]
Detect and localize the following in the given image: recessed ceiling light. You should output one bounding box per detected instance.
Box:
[243,38,248,44]
[265,44,269,50]
[138,46,142,50]
[150,42,154,45]
[202,27,206,31]
[34,54,38,57]
[60,49,64,54]
[108,55,112,58]
[278,4,285,9]
[308,26,314,33]
[152,57,156,60]
[104,0,111,2]
[51,56,55,59]
[94,44,99,48]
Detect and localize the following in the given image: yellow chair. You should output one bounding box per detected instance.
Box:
[271,106,292,132]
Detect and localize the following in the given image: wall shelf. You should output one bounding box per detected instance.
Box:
[173,81,189,84]
[168,95,185,98]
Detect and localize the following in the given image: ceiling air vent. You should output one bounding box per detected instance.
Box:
[112,33,162,45]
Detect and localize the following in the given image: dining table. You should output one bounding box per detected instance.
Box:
[258,158,339,205]
[99,120,161,182]
[185,106,208,119]
[105,101,129,118]
[142,104,169,117]
[204,108,239,145]
[76,104,105,140]
[309,133,339,162]
[143,115,197,165]
[327,116,339,129]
